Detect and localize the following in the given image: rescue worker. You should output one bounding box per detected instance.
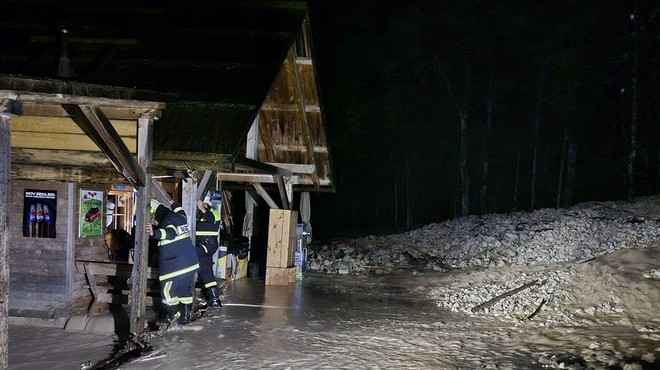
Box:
[195,199,222,308]
[146,199,199,326]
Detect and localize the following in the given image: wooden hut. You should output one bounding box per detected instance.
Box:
[0,2,332,362]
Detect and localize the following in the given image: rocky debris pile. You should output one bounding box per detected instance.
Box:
[307,196,660,274]
[306,196,660,328]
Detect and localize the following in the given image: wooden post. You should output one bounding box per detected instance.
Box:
[0,111,12,369]
[182,177,197,242]
[265,209,297,285]
[65,183,75,312]
[130,114,154,333]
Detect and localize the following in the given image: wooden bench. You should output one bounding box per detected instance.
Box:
[75,260,160,314]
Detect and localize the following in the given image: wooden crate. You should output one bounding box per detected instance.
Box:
[266,209,298,268]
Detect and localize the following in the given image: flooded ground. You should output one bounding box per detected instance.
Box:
[9,272,658,369]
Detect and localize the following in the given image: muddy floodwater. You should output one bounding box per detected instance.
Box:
[9,273,659,369]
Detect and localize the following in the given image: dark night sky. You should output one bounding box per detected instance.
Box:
[304,0,660,239]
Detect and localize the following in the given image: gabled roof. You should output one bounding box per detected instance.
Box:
[1,0,333,193]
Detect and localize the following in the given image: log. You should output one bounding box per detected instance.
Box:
[471,280,540,313]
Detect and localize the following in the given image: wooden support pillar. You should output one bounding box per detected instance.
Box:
[65,183,75,315]
[0,111,12,369]
[253,182,278,209]
[182,177,197,242]
[196,170,214,200]
[265,209,297,285]
[130,114,154,333]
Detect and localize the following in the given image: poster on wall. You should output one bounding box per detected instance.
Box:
[80,189,104,237]
[207,189,222,212]
[22,189,57,238]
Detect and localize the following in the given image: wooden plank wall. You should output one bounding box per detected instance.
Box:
[8,180,69,319]
[11,116,138,153]
[8,180,110,322]
[72,184,109,312]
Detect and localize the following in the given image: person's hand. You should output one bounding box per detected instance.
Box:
[197,200,206,211]
[145,223,154,236]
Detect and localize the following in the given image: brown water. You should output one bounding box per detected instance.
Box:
[8,273,659,370]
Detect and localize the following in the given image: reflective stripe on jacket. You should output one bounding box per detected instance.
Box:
[151,205,199,281]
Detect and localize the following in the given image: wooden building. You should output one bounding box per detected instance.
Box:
[0,1,333,365]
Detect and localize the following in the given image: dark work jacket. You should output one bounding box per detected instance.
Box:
[150,204,199,281]
[196,206,220,254]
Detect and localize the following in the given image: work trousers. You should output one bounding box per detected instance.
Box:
[161,271,196,306]
[196,240,219,288]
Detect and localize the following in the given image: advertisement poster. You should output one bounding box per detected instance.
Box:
[80,189,103,237]
[207,189,222,212]
[23,189,57,238]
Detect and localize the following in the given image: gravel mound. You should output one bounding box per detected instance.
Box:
[307,196,660,328]
[308,196,660,274]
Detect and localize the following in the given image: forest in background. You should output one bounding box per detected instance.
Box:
[305,0,660,238]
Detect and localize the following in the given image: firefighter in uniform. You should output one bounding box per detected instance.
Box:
[195,199,222,308]
[146,200,199,325]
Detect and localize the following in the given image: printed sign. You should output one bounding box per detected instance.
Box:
[80,189,104,237]
[23,189,57,238]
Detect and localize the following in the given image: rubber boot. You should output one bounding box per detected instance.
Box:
[179,303,192,325]
[164,304,182,325]
[207,286,222,308]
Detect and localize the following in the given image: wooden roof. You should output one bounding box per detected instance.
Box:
[0,0,333,193]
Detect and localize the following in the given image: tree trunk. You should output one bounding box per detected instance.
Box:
[406,152,412,229]
[556,121,569,208]
[657,146,660,194]
[480,70,494,214]
[627,0,639,202]
[530,63,547,210]
[460,65,471,216]
[393,159,398,230]
[513,144,521,209]
[565,143,577,206]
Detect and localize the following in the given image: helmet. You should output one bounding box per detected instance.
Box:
[149,199,161,214]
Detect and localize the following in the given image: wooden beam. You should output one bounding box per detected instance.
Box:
[153,151,232,169]
[234,155,293,177]
[295,57,313,65]
[12,116,137,136]
[260,102,320,112]
[288,50,320,188]
[272,144,328,153]
[150,177,173,206]
[265,163,315,174]
[11,131,130,152]
[11,148,112,167]
[11,164,125,183]
[19,102,160,120]
[218,173,299,184]
[149,160,230,174]
[246,116,259,160]
[217,172,332,187]
[63,104,146,187]
[130,115,153,333]
[253,182,279,209]
[0,113,10,369]
[0,76,171,105]
[65,183,75,315]
[182,178,197,241]
[196,170,214,200]
[275,175,290,210]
